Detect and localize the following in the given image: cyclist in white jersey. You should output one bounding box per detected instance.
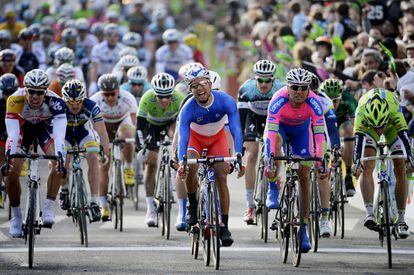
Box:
[122,32,152,69]
[155,29,193,81]
[46,47,85,83]
[90,74,136,220]
[89,24,125,96]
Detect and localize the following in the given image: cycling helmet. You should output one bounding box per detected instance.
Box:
[0,30,11,41]
[184,64,210,83]
[162,28,181,43]
[119,55,140,69]
[41,15,54,26]
[209,70,221,90]
[178,62,202,80]
[24,69,50,90]
[364,89,391,127]
[0,49,16,62]
[56,63,76,84]
[91,22,105,36]
[62,79,86,101]
[29,23,42,37]
[39,26,54,36]
[127,66,148,83]
[119,46,137,57]
[122,32,142,47]
[286,68,312,85]
[0,73,19,96]
[54,47,74,66]
[23,9,34,21]
[61,27,78,42]
[151,73,175,95]
[75,18,89,31]
[309,72,321,91]
[319,79,344,100]
[253,59,276,77]
[18,28,33,40]
[104,23,119,36]
[98,73,119,91]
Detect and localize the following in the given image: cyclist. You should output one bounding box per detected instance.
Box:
[0,74,19,208]
[122,32,152,69]
[59,79,110,222]
[155,29,193,81]
[265,68,327,253]
[112,54,140,84]
[48,63,77,97]
[0,49,24,86]
[178,66,244,247]
[90,73,136,220]
[46,47,85,84]
[352,88,412,238]
[16,28,39,73]
[4,69,67,236]
[120,66,151,105]
[320,78,357,197]
[137,73,184,226]
[31,26,59,71]
[238,60,285,224]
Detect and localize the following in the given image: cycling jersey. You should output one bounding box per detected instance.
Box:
[353,89,412,163]
[335,90,357,126]
[90,89,136,124]
[120,81,152,105]
[317,91,340,149]
[155,44,193,80]
[90,41,125,76]
[5,88,67,157]
[178,90,243,161]
[78,34,99,56]
[137,89,184,126]
[32,40,60,71]
[266,87,326,159]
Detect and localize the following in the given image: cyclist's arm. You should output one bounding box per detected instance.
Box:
[325,108,340,149]
[92,120,110,155]
[5,118,19,154]
[309,99,326,159]
[177,107,192,162]
[52,114,68,160]
[226,97,243,155]
[353,132,365,165]
[397,130,413,160]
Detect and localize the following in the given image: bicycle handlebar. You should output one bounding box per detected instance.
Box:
[360,155,407,162]
[111,138,136,145]
[67,147,101,155]
[184,156,238,165]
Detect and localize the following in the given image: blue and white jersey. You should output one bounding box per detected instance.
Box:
[120,81,152,105]
[137,48,152,69]
[237,78,285,116]
[178,91,243,161]
[66,98,103,127]
[155,43,193,81]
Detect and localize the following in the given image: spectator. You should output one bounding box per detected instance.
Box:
[0,9,26,43]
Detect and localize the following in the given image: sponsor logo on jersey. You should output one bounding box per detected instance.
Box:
[308,98,323,116]
[269,97,287,113]
[50,99,63,111]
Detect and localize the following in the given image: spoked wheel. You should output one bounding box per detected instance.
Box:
[164,165,172,240]
[200,187,210,266]
[308,170,319,252]
[77,173,88,247]
[115,162,124,232]
[260,178,269,243]
[338,171,346,239]
[290,183,302,267]
[210,185,221,270]
[112,199,118,229]
[278,184,289,264]
[28,184,37,269]
[155,166,164,235]
[381,181,392,269]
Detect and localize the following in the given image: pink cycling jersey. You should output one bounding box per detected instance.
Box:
[265,86,326,158]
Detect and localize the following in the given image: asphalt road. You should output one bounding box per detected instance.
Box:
[0,165,413,274]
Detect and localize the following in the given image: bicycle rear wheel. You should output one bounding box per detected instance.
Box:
[308,169,319,252]
[28,183,37,269]
[77,172,88,247]
[290,182,302,267]
[211,184,220,270]
[381,181,392,268]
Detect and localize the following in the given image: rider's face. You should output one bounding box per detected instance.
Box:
[190,78,212,104]
[102,89,119,106]
[26,89,46,109]
[66,100,83,114]
[255,77,273,94]
[288,84,309,106]
[156,94,172,109]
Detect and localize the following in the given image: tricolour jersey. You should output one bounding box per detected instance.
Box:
[90,89,136,123]
[66,98,103,127]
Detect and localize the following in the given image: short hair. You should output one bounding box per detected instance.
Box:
[361,70,377,84]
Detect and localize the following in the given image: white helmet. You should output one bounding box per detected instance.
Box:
[122,32,142,47]
[75,18,89,31]
[127,66,148,83]
[119,46,137,57]
[253,60,276,77]
[104,23,119,36]
[152,8,167,21]
[54,47,74,66]
[91,22,105,36]
[286,68,312,85]
[56,63,76,85]
[178,62,202,80]
[162,28,181,43]
[151,73,175,96]
[209,70,221,90]
[184,63,210,83]
[24,69,50,90]
[62,79,86,101]
[119,55,140,69]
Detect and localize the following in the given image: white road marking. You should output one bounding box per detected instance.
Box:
[0,246,413,254]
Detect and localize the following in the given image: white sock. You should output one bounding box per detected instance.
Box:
[146,196,155,212]
[61,183,69,190]
[11,206,21,218]
[44,198,54,210]
[91,195,98,204]
[125,162,133,169]
[397,209,405,223]
[365,203,374,216]
[98,196,108,206]
[246,188,254,208]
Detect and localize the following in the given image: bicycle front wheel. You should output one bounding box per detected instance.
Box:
[164,164,172,240]
[200,185,210,266]
[308,169,319,252]
[278,183,289,263]
[381,181,392,268]
[261,176,269,243]
[338,167,346,239]
[28,183,37,268]
[290,182,303,267]
[210,184,221,270]
[77,172,88,247]
[115,161,124,232]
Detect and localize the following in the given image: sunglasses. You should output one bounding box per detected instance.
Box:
[167,40,178,44]
[256,78,273,84]
[189,80,209,91]
[102,92,117,97]
[27,89,46,96]
[131,82,144,86]
[157,94,172,100]
[289,85,309,91]
[66,99,83,105]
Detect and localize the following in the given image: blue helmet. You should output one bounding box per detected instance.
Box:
[184,64,210,83]
[0,73,18,96]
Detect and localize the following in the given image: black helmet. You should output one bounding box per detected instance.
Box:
[98,73,119,91]
[0,73,19,96]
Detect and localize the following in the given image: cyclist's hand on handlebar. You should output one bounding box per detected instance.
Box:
[178,164,189,180]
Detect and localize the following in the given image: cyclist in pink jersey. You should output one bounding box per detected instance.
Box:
[265,68,327,253]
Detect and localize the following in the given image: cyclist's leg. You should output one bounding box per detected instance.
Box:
[339,120,355,196]
[117,116,136,186]
[144,149,158,225]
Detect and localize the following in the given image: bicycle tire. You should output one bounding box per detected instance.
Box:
[134,182,139,211]
[309,168,319,252]
[278,183,289,264]
[77,172,88,247]
[211,184,220,270]
[192,226,200,259]
[290,181,302,267]
[155,165,164,234]
[381,181,392,268]
[115,161,124,232]
[200,184,210,266]
[165,164,171,240]
[28,183,36,269]
[261,176,269,243]
[339,167,345,239]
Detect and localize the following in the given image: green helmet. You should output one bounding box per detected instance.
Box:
[364,89,391,128]
[319,79,343,100]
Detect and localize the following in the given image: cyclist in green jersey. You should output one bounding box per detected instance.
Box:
[136,73,184,226]
[352,88,413,238]
[320,79,357,197]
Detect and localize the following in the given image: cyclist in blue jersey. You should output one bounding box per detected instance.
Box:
[238,60,285,224]
[178,65,244,247]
